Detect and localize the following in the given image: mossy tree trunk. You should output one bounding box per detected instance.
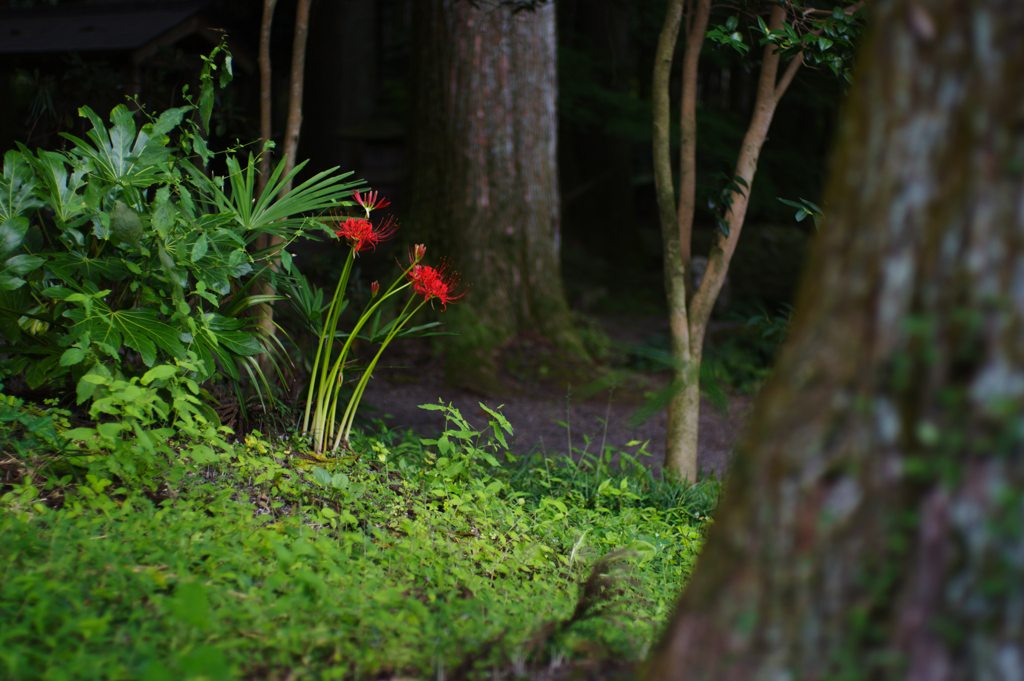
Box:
[407,0,587,391]
[646,0,1024,677]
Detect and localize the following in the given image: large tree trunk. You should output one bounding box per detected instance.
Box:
[647,0,1024,677]
[407,0,587,391]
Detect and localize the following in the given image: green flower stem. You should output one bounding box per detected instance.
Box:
[331,296,426,453]
[316,273,415,450]
[301,249,354,438]
[309,262,419,452]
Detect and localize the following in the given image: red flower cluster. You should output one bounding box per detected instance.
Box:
[334,215,397,253]
[406,254,467,310]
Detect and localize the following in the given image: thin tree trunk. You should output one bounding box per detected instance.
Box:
[655,1,804,480]
[255,0,310,371]
[279,0,311,197]
[257,0,277,197]
[647,0,1024,676]
[408,0,586,391]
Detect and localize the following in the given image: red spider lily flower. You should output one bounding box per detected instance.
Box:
[405,254,467,310]
[353,190,391,215]
[334,215,397,253]
[371,281,379,297]
[413,243,426,262]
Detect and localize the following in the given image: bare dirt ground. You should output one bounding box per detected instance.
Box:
[360,315,754,479]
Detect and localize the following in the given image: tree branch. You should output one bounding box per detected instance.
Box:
[652,0,684,242]
[257,0,277,198]
[774,50,804,101]
[676,0,712,268]
[687,2,786,341]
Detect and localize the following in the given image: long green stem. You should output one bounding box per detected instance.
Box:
[309,261,419,452]
[332,297,426,453]
[317,279,413,449]
[301,249,354,436]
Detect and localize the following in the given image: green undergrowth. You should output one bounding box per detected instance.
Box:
[0,396,719,680]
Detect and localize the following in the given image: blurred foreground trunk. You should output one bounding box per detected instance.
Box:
[646,0,1024,677]
[407,0,587,391]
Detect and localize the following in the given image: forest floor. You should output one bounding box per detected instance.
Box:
[360,314,755,481]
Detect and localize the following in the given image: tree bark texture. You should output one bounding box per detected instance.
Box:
[407,0,586,390]
[647,0,1024,677]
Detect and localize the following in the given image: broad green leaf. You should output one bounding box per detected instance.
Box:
[59,347,87,366]
[76,364,111,404]
[111,200,143,249]
[192,234,209,263]
[189,444,218,463]
[91,214,112,240]
[152,200,177,239]
[312,466,331,487]
[208,328,262,356]
[41,286,76,300]
[63,105,165,190]
[226,249,252,277]
[192,135,212,167]
[199,86,214,135]
[0,150,44,221]
[24,355,64,389]
[0,216,28,260]
[47,252,129,284]
[142,364,179,385]
[221,55,233,86]
[148,106,190,138]
[17,146,88,222]
[83,175,105,212]
[0,274,25,290]
[64,427,99,440]
[64,305,185,367]
[97,421,126,440]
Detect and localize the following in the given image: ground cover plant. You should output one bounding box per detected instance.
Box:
[0,394,717,680]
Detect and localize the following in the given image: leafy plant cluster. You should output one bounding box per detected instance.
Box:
[706,3,866,82]
[755,4,865,81]
[0,45,363,424]
[0,397,716,680]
